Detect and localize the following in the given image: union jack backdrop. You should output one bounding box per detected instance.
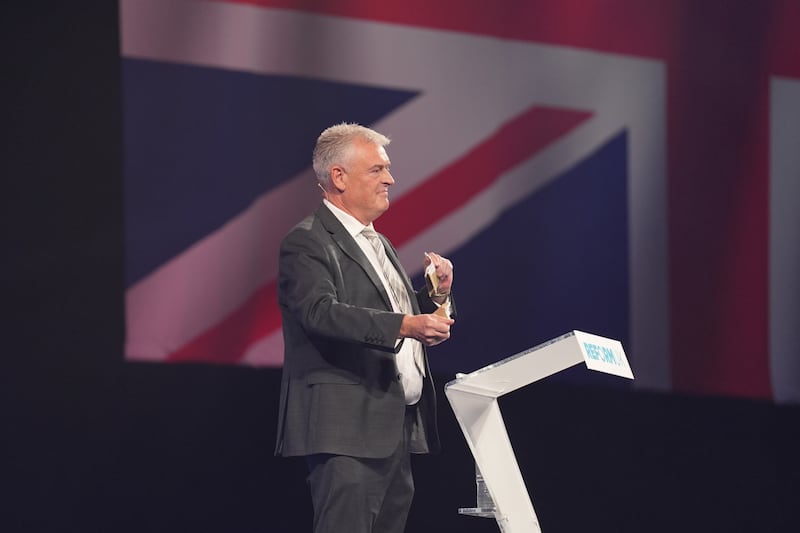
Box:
[120,0,800,404]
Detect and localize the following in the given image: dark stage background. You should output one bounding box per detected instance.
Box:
[3,4,798,532]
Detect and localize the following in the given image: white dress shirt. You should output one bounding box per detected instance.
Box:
[323,200,423,404]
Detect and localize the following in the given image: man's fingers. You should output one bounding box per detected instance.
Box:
[423,315,453,344]
[425,329,450,346]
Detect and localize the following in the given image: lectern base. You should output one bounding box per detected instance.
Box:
[458,507,497,518]
[460,464,497,518]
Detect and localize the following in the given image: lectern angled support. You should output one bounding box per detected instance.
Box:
[444,330,634,533]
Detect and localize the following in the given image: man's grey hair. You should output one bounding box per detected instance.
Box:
[312,123,391,188]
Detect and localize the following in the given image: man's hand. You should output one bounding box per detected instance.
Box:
[424,252,454,305]
[399,313,455,346]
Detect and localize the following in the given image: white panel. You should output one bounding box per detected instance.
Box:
[770,76,800,404]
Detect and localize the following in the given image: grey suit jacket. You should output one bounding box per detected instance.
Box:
[274,204,446,459]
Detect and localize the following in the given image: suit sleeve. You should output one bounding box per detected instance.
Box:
[279,228,406,352]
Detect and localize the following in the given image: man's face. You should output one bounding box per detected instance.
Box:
[335,138,394,225]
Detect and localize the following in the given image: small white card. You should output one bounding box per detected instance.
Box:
[574,330,634,379]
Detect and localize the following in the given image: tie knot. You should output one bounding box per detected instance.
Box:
[361,227,380,242]
[361,228,384,257]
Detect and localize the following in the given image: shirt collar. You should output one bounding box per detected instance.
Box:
[323,199,373,237]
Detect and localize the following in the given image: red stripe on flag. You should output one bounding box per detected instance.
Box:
[767,0,800,78]
[667,3,773,400]
[166,281,281,364]
[230,0,676,59]
[381,106,593,247]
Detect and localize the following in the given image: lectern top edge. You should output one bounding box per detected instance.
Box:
[445,330,578,389]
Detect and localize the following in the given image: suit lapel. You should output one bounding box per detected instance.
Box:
[316,205,394,311]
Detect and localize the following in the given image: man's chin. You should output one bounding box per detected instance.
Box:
[372,202,390,220]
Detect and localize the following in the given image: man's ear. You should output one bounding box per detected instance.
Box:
[330,166,346,193]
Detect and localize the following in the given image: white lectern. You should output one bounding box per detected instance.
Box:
[445,330,634,532]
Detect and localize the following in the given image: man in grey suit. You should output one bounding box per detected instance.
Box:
[275,123,456,533]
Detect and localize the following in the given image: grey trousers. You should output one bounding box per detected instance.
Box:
[305,409,415,533]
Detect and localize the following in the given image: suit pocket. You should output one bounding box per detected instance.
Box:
[305,369,361,386]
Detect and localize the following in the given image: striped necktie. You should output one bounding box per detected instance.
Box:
[361,227,425,377]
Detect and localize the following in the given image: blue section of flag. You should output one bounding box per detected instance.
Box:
[122,59,417,286]
[430,131,630,385]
